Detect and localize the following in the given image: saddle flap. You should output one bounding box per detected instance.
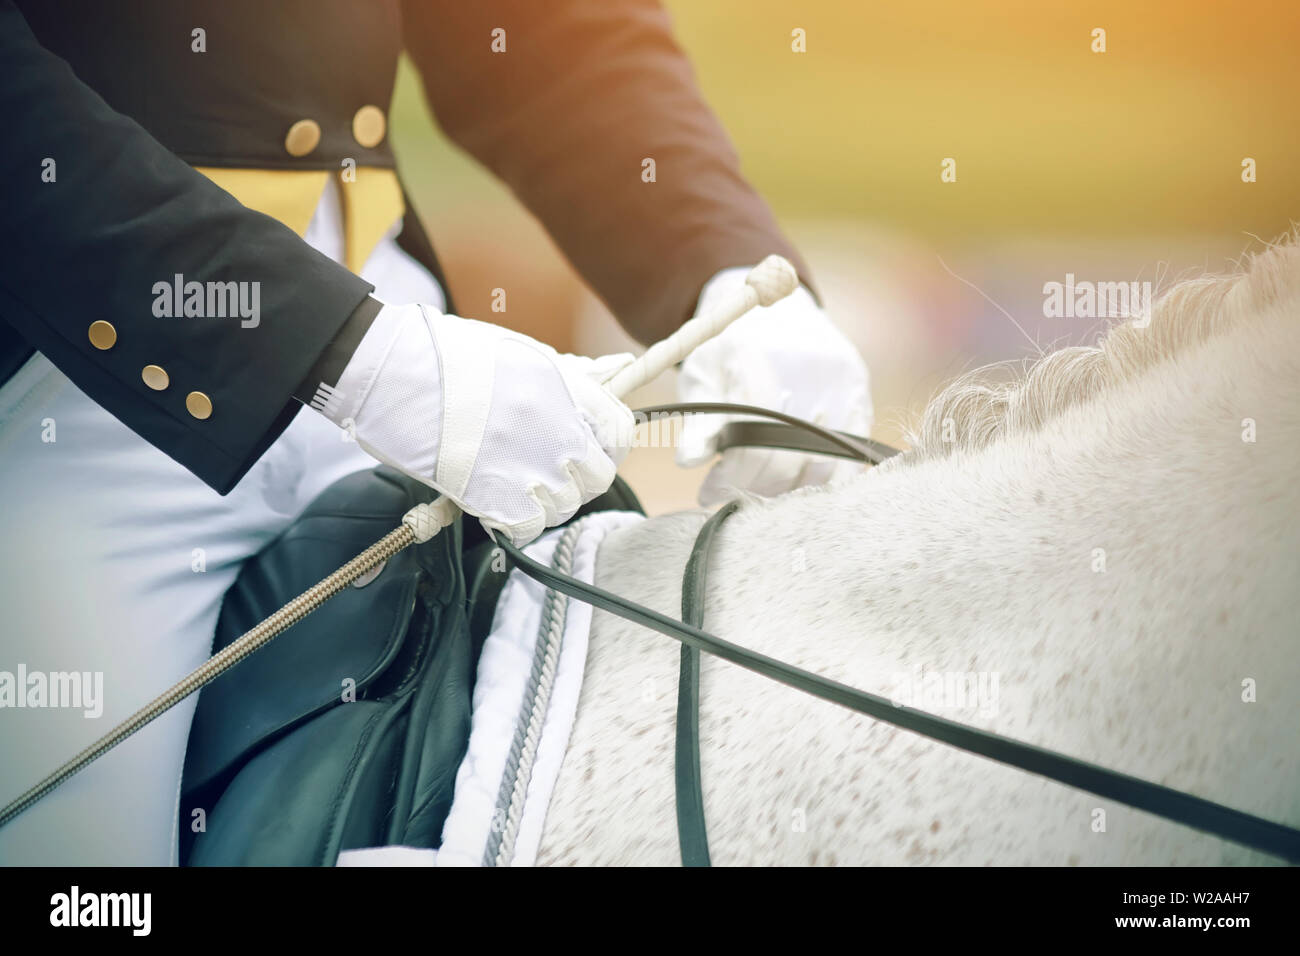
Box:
[181,468,450,796]
[186,700,409,866]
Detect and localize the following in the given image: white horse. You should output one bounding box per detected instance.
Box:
[538,239,1300,865]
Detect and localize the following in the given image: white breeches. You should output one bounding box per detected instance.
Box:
[0,181,444,865]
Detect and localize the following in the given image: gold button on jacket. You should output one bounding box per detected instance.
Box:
[88,320,117,350]
[352,106,386,148]
[284,119,322,157]
[186,391,214,420]
[142,365,170,390]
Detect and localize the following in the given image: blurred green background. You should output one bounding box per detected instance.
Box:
[388,0,1299,512]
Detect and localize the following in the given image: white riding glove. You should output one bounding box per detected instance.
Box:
[677,266,873,505]
[319,302,635,546]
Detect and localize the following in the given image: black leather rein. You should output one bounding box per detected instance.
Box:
[490,403,1300,865]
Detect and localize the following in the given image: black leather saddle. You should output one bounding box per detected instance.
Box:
[179,465,641,865]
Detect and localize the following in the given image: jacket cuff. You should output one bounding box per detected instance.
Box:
[293,295,384,407]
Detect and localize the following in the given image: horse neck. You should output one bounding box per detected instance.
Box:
[710,309,1300,672]
[546,305,1299,865]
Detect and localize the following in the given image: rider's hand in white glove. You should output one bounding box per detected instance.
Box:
[676,266,873,505]
[317,302,635,546]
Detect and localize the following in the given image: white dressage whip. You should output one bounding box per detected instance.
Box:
[0,255,799,829]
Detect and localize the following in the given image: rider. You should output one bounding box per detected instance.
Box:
[0,1,871,863]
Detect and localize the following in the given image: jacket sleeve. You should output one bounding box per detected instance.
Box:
[0,0,375,494]
[401,0,813,346]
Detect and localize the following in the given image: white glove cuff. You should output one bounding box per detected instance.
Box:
[326,302,413,428]
[327,302,445,485]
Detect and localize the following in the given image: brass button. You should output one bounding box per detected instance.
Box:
[87,320,117,350]
[141,365,169,390]
[352,105,386,148]
[284,118,321,157]
[186,391,213,420]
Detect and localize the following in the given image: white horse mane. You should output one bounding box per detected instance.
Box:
[903,232,1300,463]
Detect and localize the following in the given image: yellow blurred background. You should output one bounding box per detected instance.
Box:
[388,0,1300,513]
